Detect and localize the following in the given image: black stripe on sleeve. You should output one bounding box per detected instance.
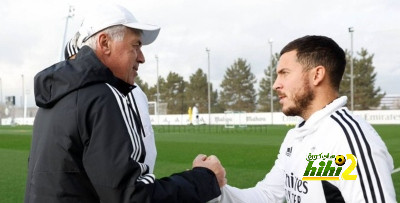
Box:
[330,114,369,202]
[342,110,385,203]
[131,95,146,137]
[335,110,377,202]
[109,85,142,161]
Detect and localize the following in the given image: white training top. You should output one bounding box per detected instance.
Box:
[132,85,157,173]
[218,96,396,203]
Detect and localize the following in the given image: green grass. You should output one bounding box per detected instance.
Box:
[0,125,399,202]
[373,125,400,200]
[153,125,289,187]
[0,126,32,202]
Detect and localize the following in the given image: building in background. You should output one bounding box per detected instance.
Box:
[379,94,400,110]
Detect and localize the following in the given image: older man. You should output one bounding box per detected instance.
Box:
[63,28,158,174]
[25,4,225,203]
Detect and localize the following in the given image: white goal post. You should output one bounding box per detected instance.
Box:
[148,101,156,115]
[224,111,247,128]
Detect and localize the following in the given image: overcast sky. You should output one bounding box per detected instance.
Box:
[1,0,400,107]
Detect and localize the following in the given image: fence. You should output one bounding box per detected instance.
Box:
[3,110,399,126]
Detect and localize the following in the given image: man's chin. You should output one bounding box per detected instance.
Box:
[130,75,138,85]
[282,107,298,117]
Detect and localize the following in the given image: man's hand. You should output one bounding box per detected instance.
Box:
[193,154,227,187]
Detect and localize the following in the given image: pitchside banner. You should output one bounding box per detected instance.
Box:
[2,110,400,125]
[148,110,400,125]
[353,110,400,124]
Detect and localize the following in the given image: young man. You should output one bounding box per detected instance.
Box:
[217,35,396,202]
[25,4,225,202]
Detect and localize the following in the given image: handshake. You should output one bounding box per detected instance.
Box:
[192,154,227,187]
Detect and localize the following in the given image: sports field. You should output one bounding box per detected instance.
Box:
[0,125,399,202]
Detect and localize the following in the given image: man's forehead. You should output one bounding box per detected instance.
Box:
[126,28,143,44]
[277,51,300,71]
[281,50,297,59]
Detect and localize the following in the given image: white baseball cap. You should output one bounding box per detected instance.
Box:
[80,4,160,45]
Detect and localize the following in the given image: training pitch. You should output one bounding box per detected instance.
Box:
[0,125,398,202]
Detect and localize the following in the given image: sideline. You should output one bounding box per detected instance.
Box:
[392,167,400,174]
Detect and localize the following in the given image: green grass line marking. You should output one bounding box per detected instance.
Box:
[393,167,400,174]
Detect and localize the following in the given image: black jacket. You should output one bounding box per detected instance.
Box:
[25,46,220,203]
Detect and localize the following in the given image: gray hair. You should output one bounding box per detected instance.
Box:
[83,25,127,49]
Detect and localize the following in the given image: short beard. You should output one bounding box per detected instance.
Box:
[283,80,315,118]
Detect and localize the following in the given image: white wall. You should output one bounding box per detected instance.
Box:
[149,110,400,125]
[3,110,400,126]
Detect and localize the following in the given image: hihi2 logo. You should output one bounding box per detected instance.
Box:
[302,153,357,181]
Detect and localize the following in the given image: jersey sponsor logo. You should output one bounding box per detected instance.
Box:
[302,153,357,181]
[285,172,308,203]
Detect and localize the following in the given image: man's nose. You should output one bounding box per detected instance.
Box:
[137,49,145,64]
[272,78,279,90]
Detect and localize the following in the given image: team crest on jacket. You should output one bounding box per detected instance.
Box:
[286,147,293,157]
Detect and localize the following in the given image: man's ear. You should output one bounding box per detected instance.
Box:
[97,33,111,55]
[312,66,326,86]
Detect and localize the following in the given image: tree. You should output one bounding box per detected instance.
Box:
[185,68,220,113]
[219,58,257,112]
[186,69,208,112]
[340,48,384,110]
[211,87,224,113]
[146,76,167,103]
[257,53,280,112]
[164,72,186,114]
[134,76,149,93]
